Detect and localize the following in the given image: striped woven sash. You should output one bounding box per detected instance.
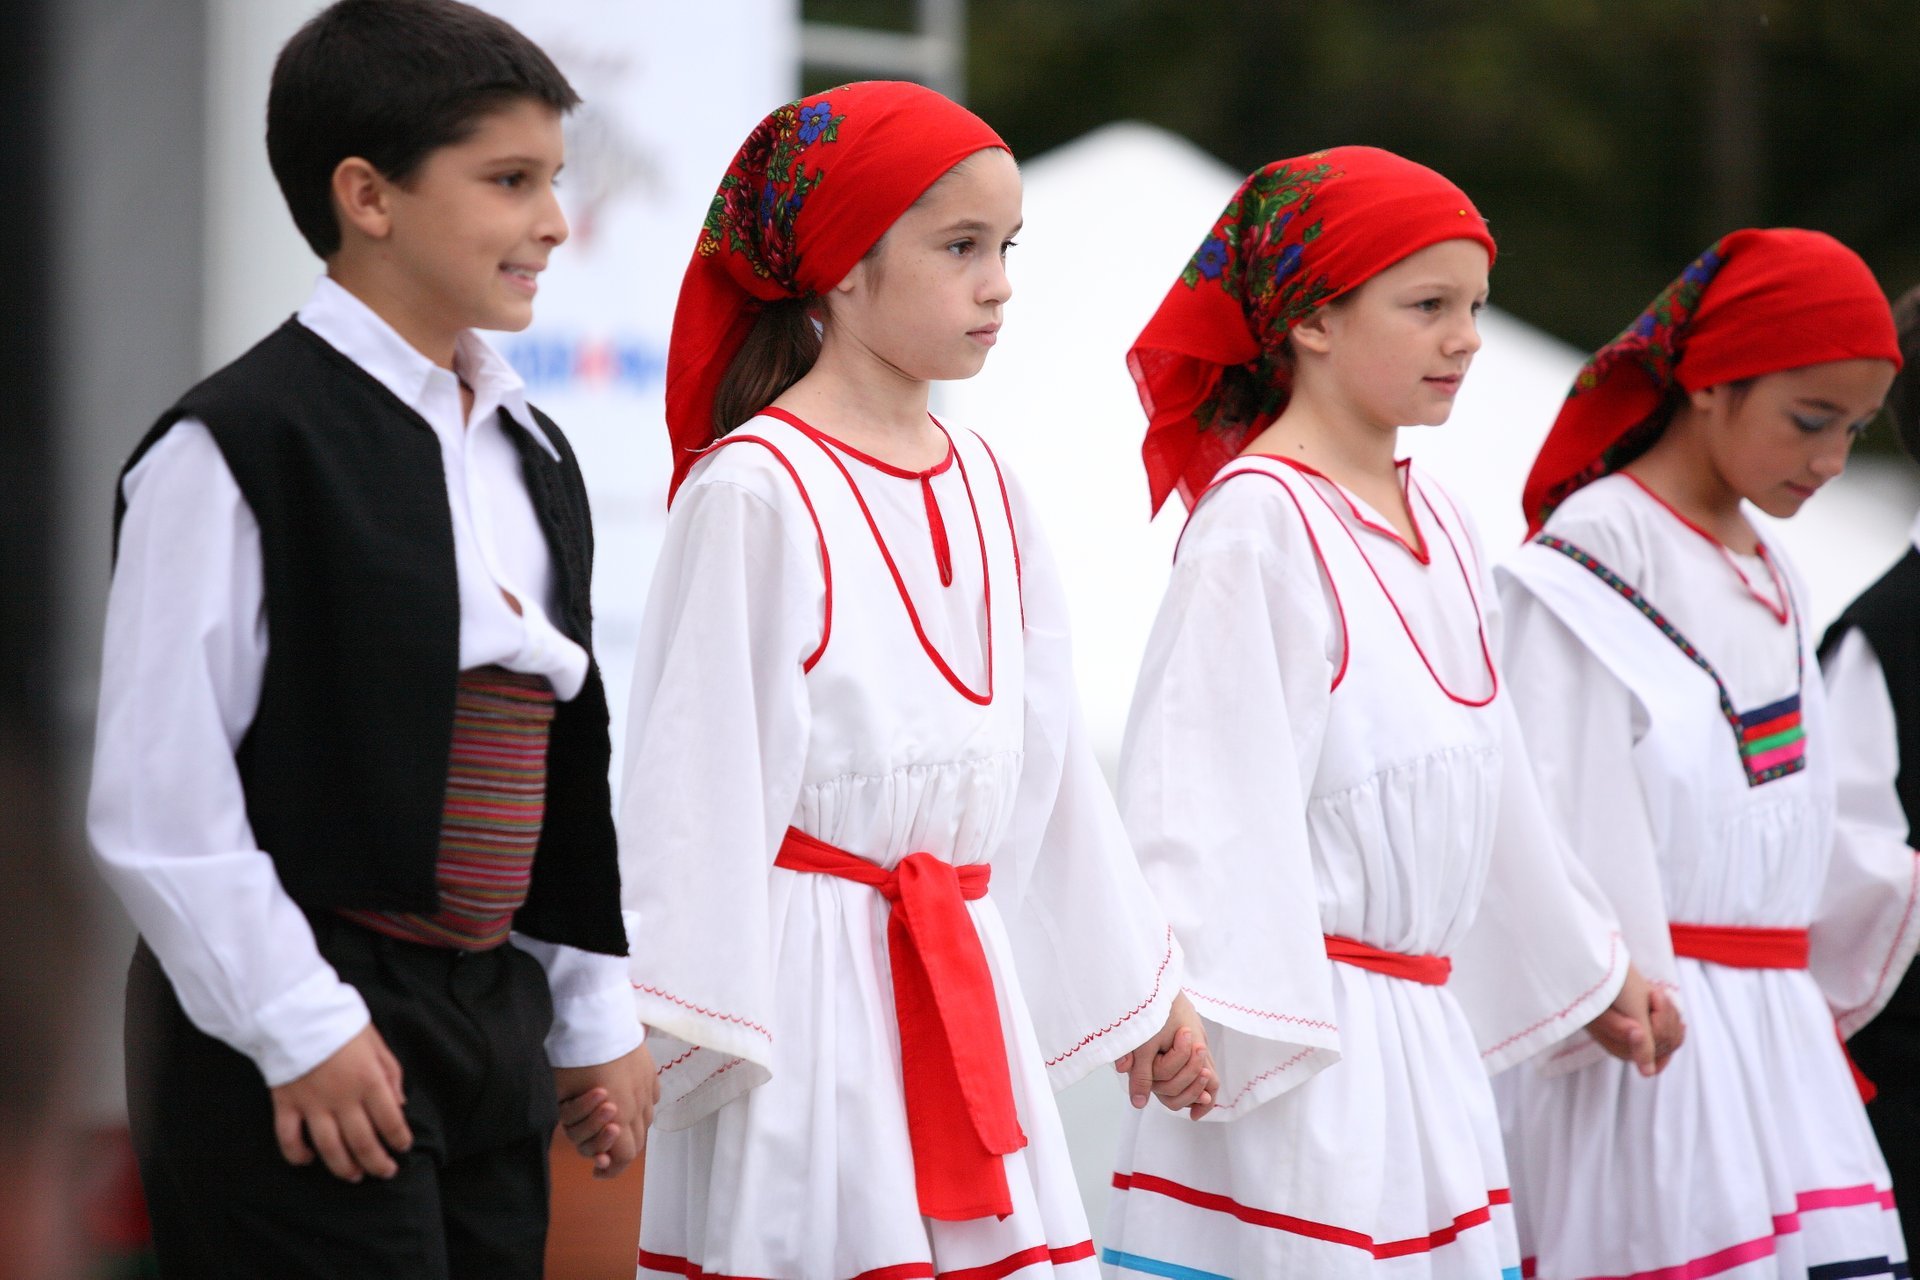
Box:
[341,666,556,949]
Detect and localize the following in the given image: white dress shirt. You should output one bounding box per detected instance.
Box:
[89,275,642,1087]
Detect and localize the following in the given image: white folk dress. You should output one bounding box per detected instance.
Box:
[1494,473,1919,1279]
[1103,456,1627,1280]
[621,410,1181,1280]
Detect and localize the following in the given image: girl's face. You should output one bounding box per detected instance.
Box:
[1296,237,1490,431]
[826,148,1021,384]
[1689,359,1894,518]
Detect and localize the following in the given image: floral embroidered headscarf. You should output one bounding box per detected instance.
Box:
[664,81,1008,500]
[1129,146,1496,515]
[1523,227,1901,534]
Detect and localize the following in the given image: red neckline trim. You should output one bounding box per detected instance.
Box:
[1183,465,1352,692]
[769,408,995,705]
[1247,454,1431,564]
[696,434,834,673]
[1622,473,1790,625]
[762,407,955,479]
[1248,459,1496,706]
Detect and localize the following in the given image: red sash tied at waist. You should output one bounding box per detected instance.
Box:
[1669,922,1874,1102]
[1669,923,1810,969]
[1324,934,1452,985]
[774,827,1026,1221]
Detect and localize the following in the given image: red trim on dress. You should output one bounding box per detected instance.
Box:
[1042,926,1177,1068]
[762,407,995,705]
[1622,473,1790,624]
[1479,930,1624,1061]
[1184,464,1351,692]
[969,429,1026,626]
[631,983,773,1043]
[1253,456,1497,707]
[638,1239,1096,1280]
[1258,455,1432,563]
[689,433,835,673]
[1109,1170,1510,1258]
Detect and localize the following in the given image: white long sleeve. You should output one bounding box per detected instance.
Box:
[90,421,371,1087]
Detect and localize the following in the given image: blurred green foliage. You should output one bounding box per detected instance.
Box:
[806,0,1920,449]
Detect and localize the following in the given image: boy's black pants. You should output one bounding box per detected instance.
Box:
[126,916,559,1280]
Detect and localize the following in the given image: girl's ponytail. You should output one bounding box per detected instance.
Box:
[712,297,821,436]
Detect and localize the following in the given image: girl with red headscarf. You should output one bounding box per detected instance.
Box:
[1101,147,1652,1279]
[1496,229,1915,1277]
[617,83,1212,1279]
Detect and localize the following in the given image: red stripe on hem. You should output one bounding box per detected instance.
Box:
[637,1239,1095,1280]
[1110,1170,1508,1257]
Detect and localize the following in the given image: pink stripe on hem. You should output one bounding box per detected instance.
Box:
[1519,1182,1897,1280]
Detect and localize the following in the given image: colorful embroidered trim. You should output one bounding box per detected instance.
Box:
[1534,534,1806,787]
[341,666,555,948]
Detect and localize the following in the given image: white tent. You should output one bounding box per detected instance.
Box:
[938,121,1917,770]
[936,120,1920,1235]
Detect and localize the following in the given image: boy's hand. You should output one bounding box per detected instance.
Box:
[1114,992,1217,1119]
[270,1022,412,1182]
[553,1042,658,1180]
[1586,964,1682,1077]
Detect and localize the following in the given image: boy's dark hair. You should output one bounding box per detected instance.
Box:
[267,0,580,258]
[1888,284,1920,462]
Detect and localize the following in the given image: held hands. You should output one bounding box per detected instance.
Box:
[1114,992,1218,1120]
[1585,963,1686,1077]
[269,1022,413,1183]
[553,1041,659,1180]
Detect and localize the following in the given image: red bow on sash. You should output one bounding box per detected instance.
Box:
[1670,923,1875,1103]
[775,827,1027,1220]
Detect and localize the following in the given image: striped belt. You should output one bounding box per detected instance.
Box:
[774,827,1026,1221]
[342,666,555,950]
[1324,934,1452,985]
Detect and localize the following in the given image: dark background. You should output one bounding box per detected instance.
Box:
[808,0,1920,450]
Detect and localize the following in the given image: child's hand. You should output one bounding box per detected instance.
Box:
[1585,964,1681,1077]
[1114,992,1217,1119]
[1645,979,1685,1072]
[269,1022,412,1182]
[553,1042,659,1179]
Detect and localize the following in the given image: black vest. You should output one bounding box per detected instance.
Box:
[114,319,625,955]
[1820,546,1920,1080]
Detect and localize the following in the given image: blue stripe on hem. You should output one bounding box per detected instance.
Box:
[1100,1247,1234,1280]
[1503,1269,1523,1280]
[1809,1259,1900,1280]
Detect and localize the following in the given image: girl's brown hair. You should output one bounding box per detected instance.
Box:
[711,296,822,436]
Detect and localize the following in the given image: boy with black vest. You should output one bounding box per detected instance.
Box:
[1822,281,1920,1248]
[89,2,653,1274]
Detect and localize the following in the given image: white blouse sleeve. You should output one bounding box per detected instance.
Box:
[1480,567,1672,1075]
[1814,627,1920,1034]
[87,420,371,1087]
[1116,479,1344,1119]
[990,473,1181,1091]
[617,463,821,1128]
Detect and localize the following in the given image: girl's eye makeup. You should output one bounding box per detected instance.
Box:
[947,239,974,256]
[1001,239,1018,257]
[1790,413,1835,434]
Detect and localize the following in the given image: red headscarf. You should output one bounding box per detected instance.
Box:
[1522,227,1902,534]
[1129,146,1497,514]
[664,81,1008,500]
